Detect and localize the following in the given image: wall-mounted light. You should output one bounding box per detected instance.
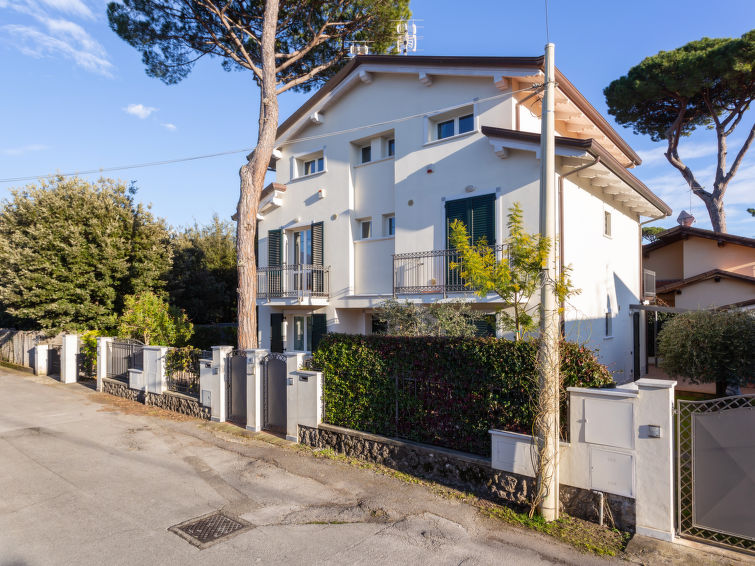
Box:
[426,164,434,174]
[465,185,476,193]
[318,188,327,199]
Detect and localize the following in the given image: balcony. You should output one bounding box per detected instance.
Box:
[257,264,330,302]
[393,246,504,296]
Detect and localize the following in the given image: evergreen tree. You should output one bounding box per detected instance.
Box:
[0,176,171,331]
[168,215,237,324]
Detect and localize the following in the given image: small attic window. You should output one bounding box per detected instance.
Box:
[295,150,325,178]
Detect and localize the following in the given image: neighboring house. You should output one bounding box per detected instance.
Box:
[643,225,755,310]
[255,54,671,382]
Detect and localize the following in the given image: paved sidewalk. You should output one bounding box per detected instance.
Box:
[0,369,747,565]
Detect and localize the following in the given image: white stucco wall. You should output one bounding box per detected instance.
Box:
[561,177,641,382]
[675,277,755,309]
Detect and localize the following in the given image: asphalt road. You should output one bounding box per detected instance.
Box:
[0,368,728,566]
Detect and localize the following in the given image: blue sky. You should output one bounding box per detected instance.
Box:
[1,0,753,236]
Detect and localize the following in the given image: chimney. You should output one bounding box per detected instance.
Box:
[676,210,695,227]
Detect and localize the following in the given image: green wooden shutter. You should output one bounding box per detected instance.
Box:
[469,194,495,245]
[270,313,284,352]
[311,221,324,294]
[268,229,282,296]
[445,198,469,248]
[473,314,496,337]
[311,313,327,351]
[268,229,282,265]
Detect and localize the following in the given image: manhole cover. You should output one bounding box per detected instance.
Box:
[169,511,253,549]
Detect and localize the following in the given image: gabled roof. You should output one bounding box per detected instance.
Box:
[275,55,641,166]
[480,126,671,216]
[643,225,755,254]
[655,269,755,293]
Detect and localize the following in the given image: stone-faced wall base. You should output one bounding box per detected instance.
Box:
[299,423,635,531]
[102,378,210,420]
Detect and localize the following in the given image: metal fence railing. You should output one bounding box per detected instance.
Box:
[257,264,330,300]
[106,340,144,382]
[165,348,211,398]
[393,245,505,296]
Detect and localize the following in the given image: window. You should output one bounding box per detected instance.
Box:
[437,119,455,140]
[293,315,314,352]
[387,139,395,157]
[297,152,325,177]
[605,296,613,337]
[359,219,372,239]
[429,106,475,142]
[604,211,612,237]
[383,214,395,237]
[361,145,372,164]
[291,314,326,352]
[458,114,474,134]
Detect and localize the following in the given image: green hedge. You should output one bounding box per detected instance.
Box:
[312,334,614,457]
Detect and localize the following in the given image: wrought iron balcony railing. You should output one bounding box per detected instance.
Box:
[393,246,505,296]
[257,264,330,300]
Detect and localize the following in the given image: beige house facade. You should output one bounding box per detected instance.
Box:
[643,226,755,310]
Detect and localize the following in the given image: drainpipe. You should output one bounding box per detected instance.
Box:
[558,155,601,335]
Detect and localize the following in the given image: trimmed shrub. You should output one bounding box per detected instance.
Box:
[312,334,613,457]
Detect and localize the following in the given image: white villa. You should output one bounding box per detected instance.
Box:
[255,55,671,382]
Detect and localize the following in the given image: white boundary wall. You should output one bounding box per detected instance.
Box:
[490,378,676,541]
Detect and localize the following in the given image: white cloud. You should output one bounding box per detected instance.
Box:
[1,144,49,156]
[637,142,717,166]
[124,104,158,119]
[38,0,93,19]
[161,123,177,131]
[0,1,112,76]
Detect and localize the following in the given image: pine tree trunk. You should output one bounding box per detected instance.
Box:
[236,0,280,350]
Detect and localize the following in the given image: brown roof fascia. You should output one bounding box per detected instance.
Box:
[553,69,641,166]
[275,55,641,166]
[655,269,755,293]
[261,182,287,200]
[643,225,755,254]
[480,126,671,215]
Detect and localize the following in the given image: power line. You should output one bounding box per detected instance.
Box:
[0,84,540,184]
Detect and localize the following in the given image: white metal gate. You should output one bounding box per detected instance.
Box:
[677,395,755,553]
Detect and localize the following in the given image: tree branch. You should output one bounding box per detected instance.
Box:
[722,121,755,189]
[276,58,342,94]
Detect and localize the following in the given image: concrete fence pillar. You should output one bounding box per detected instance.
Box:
[245,349,268,432]
[96,337,112,392]
[143,346,167,394]
[634,378,676,541]
[34,344,48,376]
[205,346,232,422]
[285,352,305,442]
[60,334,78,384]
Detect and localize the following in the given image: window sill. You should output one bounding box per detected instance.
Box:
[603,336,614,340]
[353,156,394,169]
[289,170,327,183]
[354,235,395,244]
[423,129,477,148]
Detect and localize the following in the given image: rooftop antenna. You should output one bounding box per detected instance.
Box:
[395,19,420,55]
[348,42,371,57]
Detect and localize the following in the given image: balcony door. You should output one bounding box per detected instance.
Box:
[293,228,312,292]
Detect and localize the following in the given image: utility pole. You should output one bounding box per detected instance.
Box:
[537,41,560,522]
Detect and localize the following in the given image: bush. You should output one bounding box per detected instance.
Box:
[658,309,754,393]
[117,291,193,346]
[312,335,613,457]
[79,329,101,378]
